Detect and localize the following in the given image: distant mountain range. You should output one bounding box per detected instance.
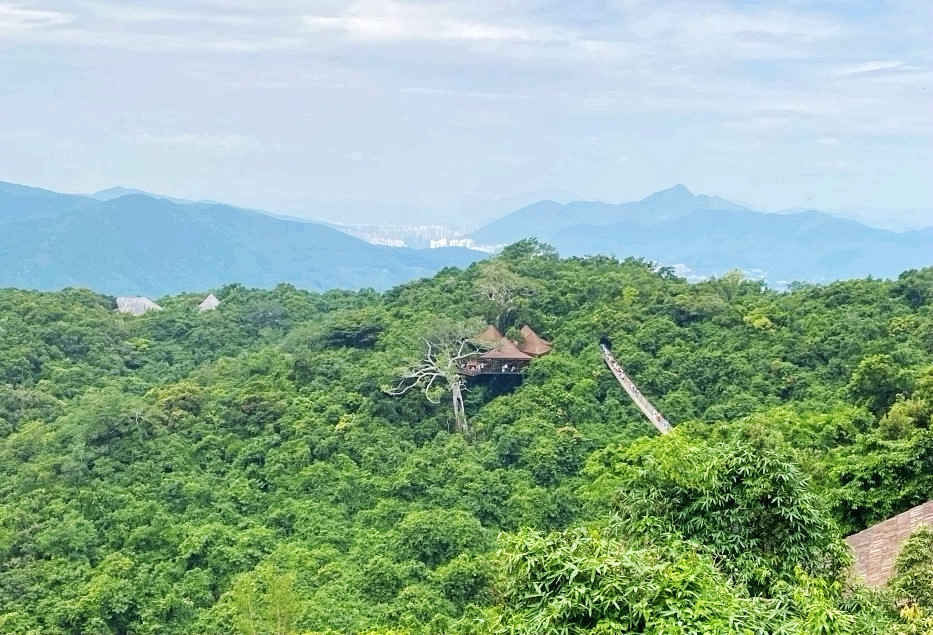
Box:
[471,185,933,285]
[0,182,484,296]
[2,180,930,295]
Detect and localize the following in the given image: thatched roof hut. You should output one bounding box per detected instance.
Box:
[198,294,220,312]
[461,325,546,375]
[518,325,552,357]
[474,325,504,345]
[480,338,533,361]
[846,500,933,587]
[116,296,162,316]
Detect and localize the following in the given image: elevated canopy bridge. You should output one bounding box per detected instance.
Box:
[601,344,672,435]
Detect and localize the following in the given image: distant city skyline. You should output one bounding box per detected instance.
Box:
[2,1,932,227]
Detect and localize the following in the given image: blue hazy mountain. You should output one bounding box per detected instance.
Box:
[471,185,747,245]
[471,186,932,284]
[92,186,164,201]
[91,186,225,207]
[0,182,484,296]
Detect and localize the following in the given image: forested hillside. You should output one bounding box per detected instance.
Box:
[2,241,933,633]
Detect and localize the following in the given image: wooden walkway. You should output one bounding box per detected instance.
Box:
[601,344,672,434]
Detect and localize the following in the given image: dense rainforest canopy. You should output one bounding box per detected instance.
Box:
[2,240,933,633]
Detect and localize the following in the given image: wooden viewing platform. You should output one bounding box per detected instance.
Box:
[459,325,552,376]
[459,362,525,376]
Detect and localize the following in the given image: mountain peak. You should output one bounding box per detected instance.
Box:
[0,181,486,295]
[92,186,204,207]
[642,184,694,204]
[92,186,151,201]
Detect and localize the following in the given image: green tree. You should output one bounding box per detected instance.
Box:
[396,509,489,568]
[847,354,911,416]
[228,568,302,635]
[384,319,487,433]
[596,432,849,594]
[474,261,540,331]
[891,527,933,611]
[477,525,781,633]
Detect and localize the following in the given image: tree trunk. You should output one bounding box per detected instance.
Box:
[451,379,468,433]
[495,308,514,334]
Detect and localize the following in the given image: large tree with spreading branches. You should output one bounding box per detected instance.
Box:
[384,319,489,433]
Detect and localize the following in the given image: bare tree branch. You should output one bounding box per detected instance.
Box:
[384,319,489,432]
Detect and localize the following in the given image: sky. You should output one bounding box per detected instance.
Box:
[1,0,932,228]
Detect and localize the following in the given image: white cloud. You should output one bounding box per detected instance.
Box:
[0,1,305,51]
[2,0,932,217]
[78,2,257,26]
[839,60,907,76]
[621,2,843,59]
[303,2,570,43]
[11,24,305,52]
[132,131,261,152]
[0,3,73,31]
[689,10,841,41]
[400,86,528,100]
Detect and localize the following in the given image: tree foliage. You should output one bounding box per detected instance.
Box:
[0,248,932,632]
[891,527,933,612]
[593,431,850,594]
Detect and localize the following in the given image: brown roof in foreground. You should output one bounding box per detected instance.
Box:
[480,338,533,361]
[474,325,504,344]
[518,325,552,356]
[845,500,933,587]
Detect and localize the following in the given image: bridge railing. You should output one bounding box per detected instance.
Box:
[601,344,672,435]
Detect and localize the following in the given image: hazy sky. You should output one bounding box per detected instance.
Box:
[2,0,932,226]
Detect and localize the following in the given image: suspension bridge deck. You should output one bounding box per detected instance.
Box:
[601,344,672,435]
